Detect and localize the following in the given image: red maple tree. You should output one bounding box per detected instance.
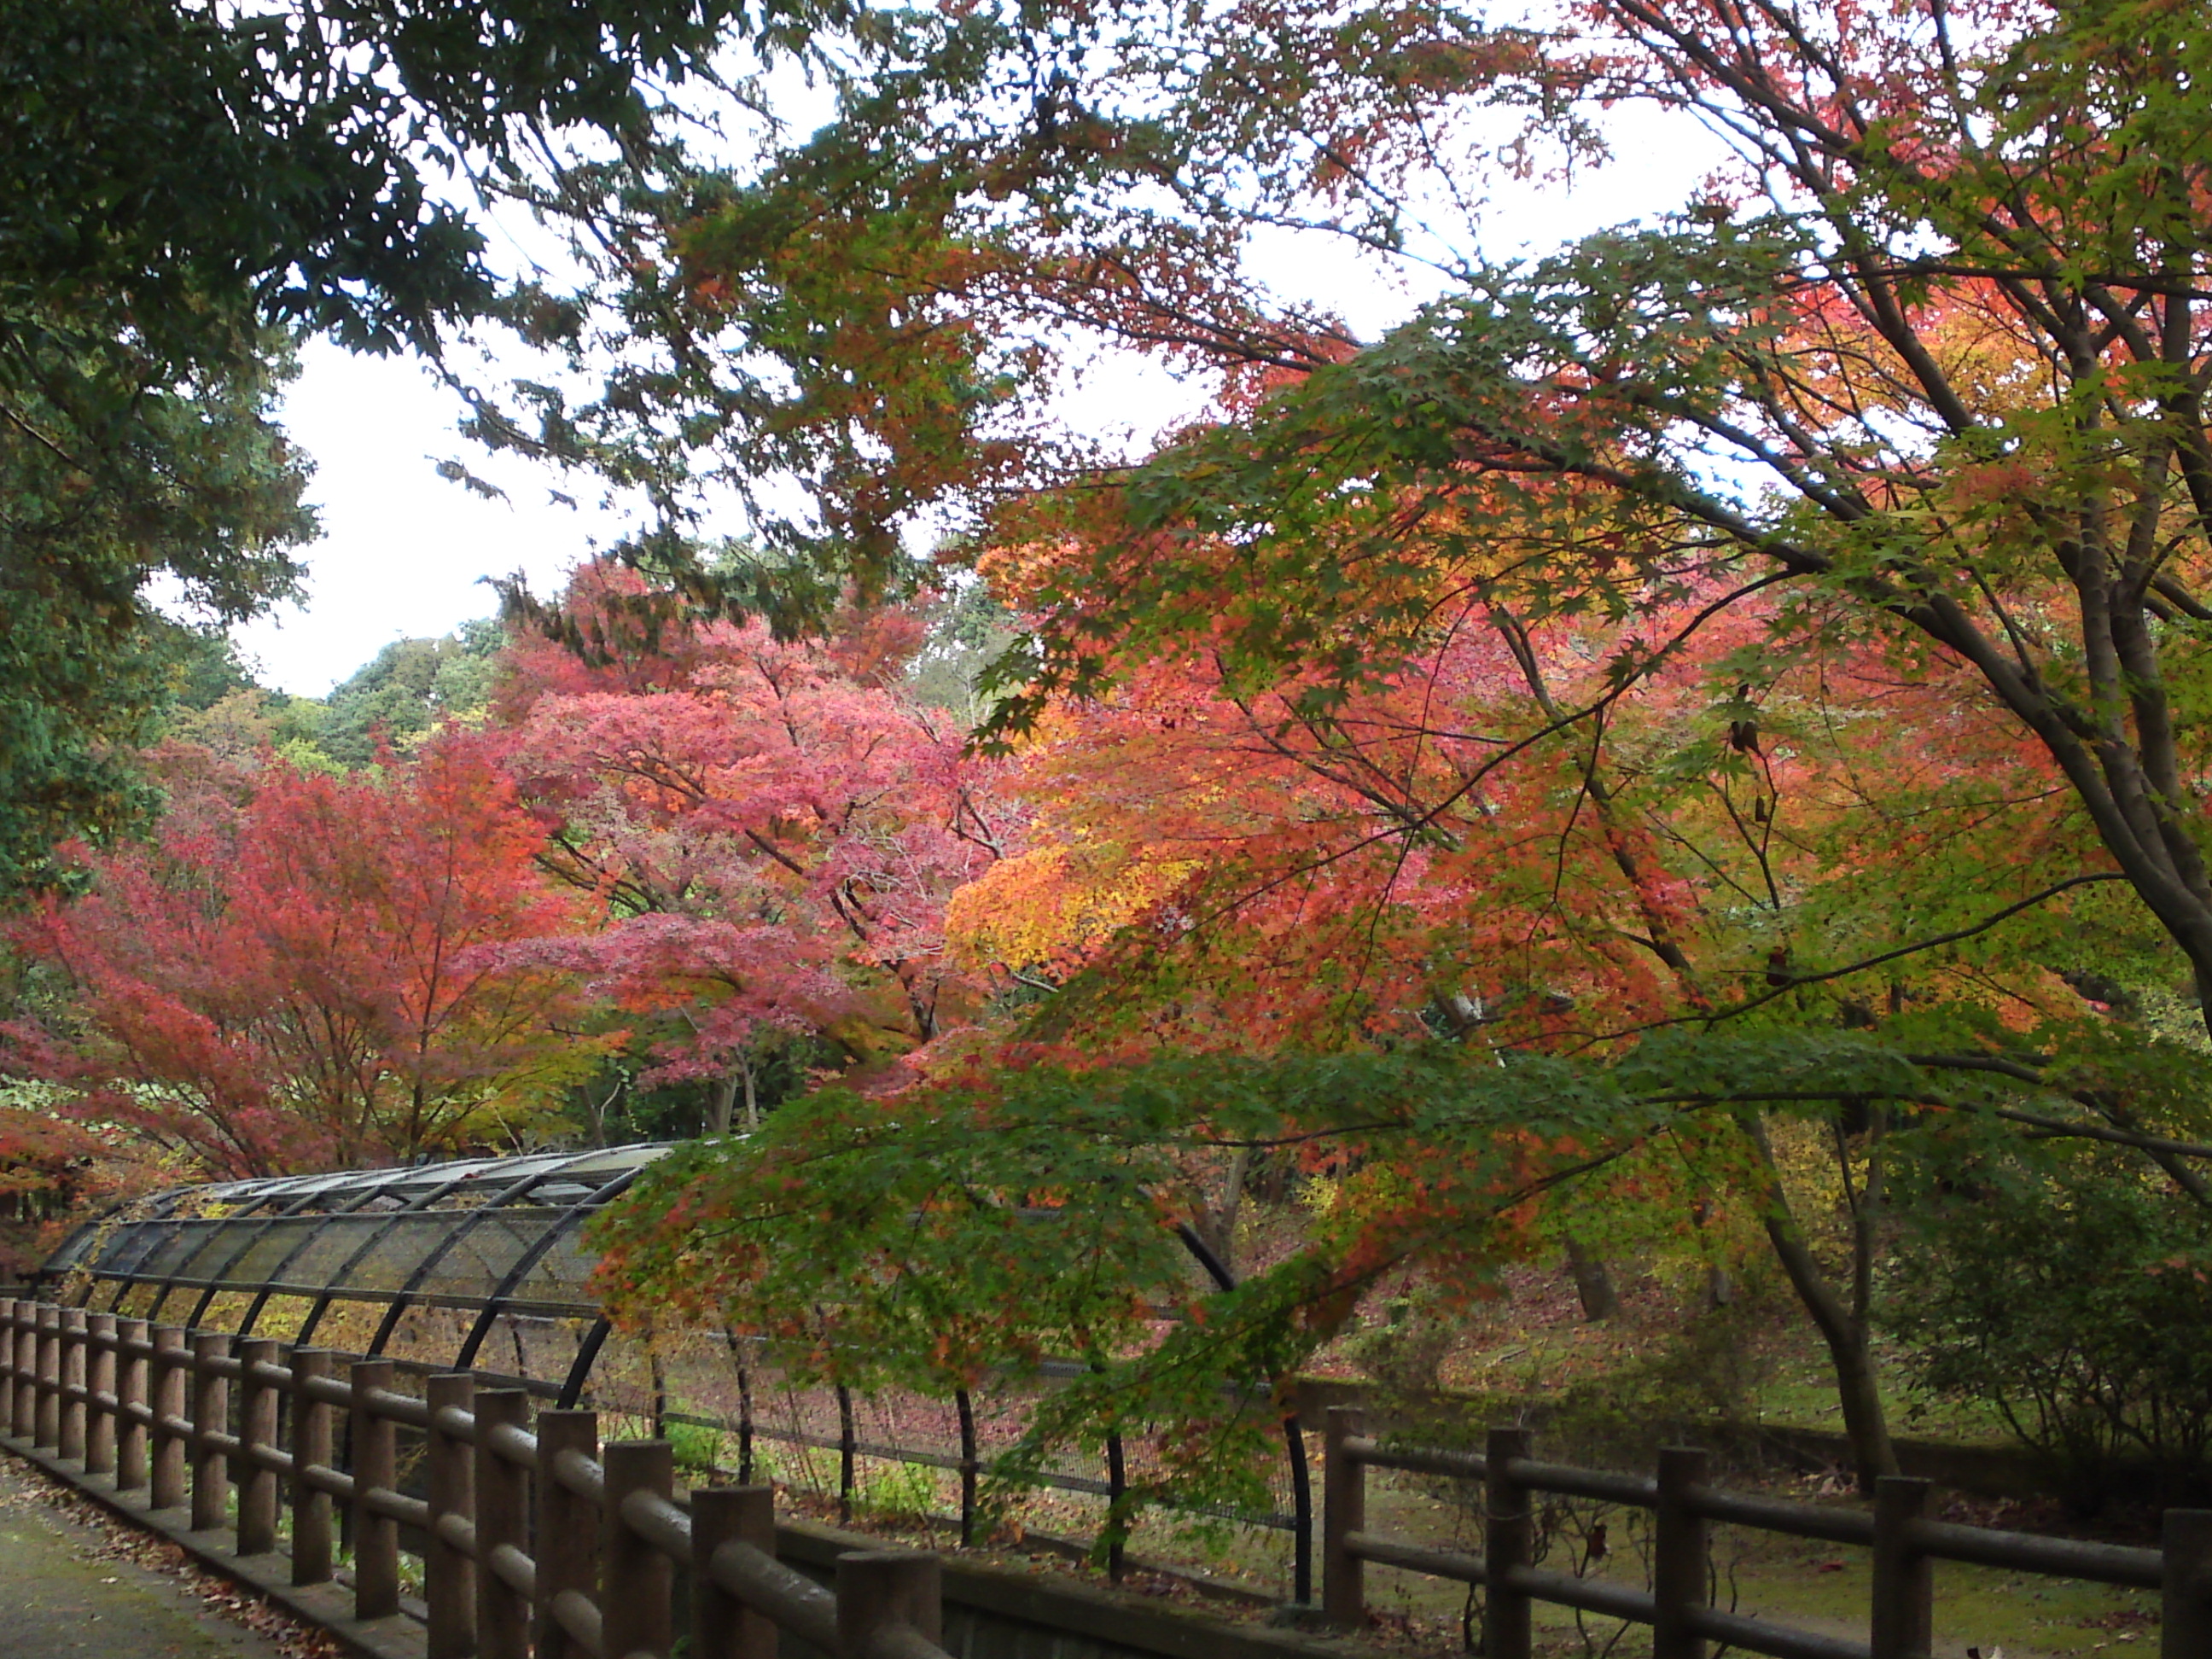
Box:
[6,742,597,1175]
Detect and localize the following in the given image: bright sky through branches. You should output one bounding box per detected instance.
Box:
[233,99,1725,696]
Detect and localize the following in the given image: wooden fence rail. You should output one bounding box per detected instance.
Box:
[0,1297,950,1659]
[1322,1407,2212,1659]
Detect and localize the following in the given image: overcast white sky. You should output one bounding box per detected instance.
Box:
[230,344,621,695]
[236,101,1725,697]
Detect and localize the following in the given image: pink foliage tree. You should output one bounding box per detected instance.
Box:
[496,566,1015,1115]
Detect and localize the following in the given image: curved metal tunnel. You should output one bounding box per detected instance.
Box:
[35,1145,668,1407]
[32,1143,1315,1597]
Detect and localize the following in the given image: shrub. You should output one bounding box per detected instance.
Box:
[1882,1152,2212,1510]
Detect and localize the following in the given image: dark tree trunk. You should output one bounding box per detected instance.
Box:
[1564,1242,1619,1321]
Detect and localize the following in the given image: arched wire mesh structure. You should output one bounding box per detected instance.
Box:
[34,1145,666,1406]
[32,1144,1314,1598]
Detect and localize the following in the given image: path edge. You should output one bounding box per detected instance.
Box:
[2,1434,424,1659]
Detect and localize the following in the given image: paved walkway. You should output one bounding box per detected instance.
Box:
[0,1454,291,1659]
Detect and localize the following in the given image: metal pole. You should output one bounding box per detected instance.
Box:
[837,1384,856,1527]
[1105,1429,1127,1583]
[1285,1411,1314,1607]
[956,1388,977,1549]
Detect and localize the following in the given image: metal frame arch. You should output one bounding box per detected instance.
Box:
[231,1156,517,1336]
[443,1166,645,1372]
[180,1172,425,1330]
[558,1316,614,1409]
[142,1181,328,1324]
[289,1152,585,1351]
[356,1149,628,1360]
[83,1175,317,1312]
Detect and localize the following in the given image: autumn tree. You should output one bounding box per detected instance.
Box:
[552,0,2212,1496]
[495,566,1016,1118]
[3,743,597,1176]
[521,0,2212,1017]
[0,328,314,894]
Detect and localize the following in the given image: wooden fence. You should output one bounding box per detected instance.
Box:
[0,1297,950,1659]
[1323,1408,2212,1659]
[12,1283,2212,1659]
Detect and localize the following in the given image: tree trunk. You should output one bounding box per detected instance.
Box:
[1564,1242,1619,1321]
[1192,1146,1252,1280]
[707,1072,738,1136]
[1738,1113,1899,1491]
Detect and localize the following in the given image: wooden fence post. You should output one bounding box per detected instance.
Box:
[236,1338,280,1555]
[13,1301,38,1441]
[1484,1426,1534,1659]
[426,1373,477,1659]
[35,1304,60,1448]
[351,1359,399,1620]
[116,1318,149,1491]
[86,1313,117,1476]
[836,1551,942,1659]
[59,1307,87,1462]
[189,1332,230,1534]
[0,1300,15,1430]
[534,1409,600,1659]
[1322,1406,1367,1629]
[289,1348,334,1584]
[603,1440,675,1659]
[150,1325,187,1511]
[474,1389,533,1659]
[1870,1476,1933,1659]
[693,1485,777,1659]
[2163,1509,2212,1659]
[1653,1447,1709,1659]
[0,1301,19,1434]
